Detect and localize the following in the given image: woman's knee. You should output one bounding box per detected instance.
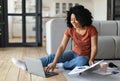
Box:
[63,61,75,70]
[62,50,74,60]
[62,56,89,70]
[75,56,89,66]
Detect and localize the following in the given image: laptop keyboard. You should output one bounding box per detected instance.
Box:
[45,72,58,77]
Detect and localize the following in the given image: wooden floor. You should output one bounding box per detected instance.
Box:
[0,46,68,81]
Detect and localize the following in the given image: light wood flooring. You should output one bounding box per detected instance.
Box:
[0,46,68,81]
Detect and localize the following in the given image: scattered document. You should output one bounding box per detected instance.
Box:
[68,66,89,75]
[68,60,104,75]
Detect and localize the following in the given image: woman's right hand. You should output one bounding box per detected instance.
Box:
[45,62,56,72]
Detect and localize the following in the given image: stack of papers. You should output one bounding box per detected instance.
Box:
[68,60,104,75]
[68,66,89,75]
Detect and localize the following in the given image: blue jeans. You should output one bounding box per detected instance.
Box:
[40,50,89,70]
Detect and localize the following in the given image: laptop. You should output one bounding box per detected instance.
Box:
[24,57,58,77]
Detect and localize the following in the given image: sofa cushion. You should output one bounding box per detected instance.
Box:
[72,36,115,59]
[92,21,100,35]
[112,36,120,59]
[46,18,72,54]
[100,21,118,36]
[95,36,115,59]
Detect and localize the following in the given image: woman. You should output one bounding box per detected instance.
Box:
[12,5,98,72]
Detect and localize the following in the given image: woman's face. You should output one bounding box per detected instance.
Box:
[70,14,81,28]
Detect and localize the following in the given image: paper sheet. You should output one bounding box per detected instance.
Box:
[68,60,104,75]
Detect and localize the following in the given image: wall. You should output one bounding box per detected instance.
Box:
[93,0,107,20]
[43,0,94,17]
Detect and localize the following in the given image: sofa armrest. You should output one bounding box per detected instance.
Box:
[46,18,72,55]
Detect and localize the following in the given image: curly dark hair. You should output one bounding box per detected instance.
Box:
[66,5,93,28]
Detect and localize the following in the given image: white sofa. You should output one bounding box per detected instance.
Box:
[46,18,120,60]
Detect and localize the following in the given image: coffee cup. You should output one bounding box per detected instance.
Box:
[100,62,108,72]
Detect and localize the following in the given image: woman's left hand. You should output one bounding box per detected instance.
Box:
[89,60,94,66]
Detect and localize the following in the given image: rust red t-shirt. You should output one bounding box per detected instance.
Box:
[64,25,98,56]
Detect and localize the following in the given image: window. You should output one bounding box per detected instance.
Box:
[68,3,73,9]
[56,3,60,14]
[62,3,66,13]
[6,0,42,46]
[107,0,120,20]
[55,2,77,16]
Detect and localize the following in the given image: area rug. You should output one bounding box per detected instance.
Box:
[61,60,120,81]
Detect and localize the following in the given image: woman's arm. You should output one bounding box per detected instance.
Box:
[46,34,70,72]
[89,34,98,66]
[52,35,70,64]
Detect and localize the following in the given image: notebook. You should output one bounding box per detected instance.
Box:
[24,57,58,77]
